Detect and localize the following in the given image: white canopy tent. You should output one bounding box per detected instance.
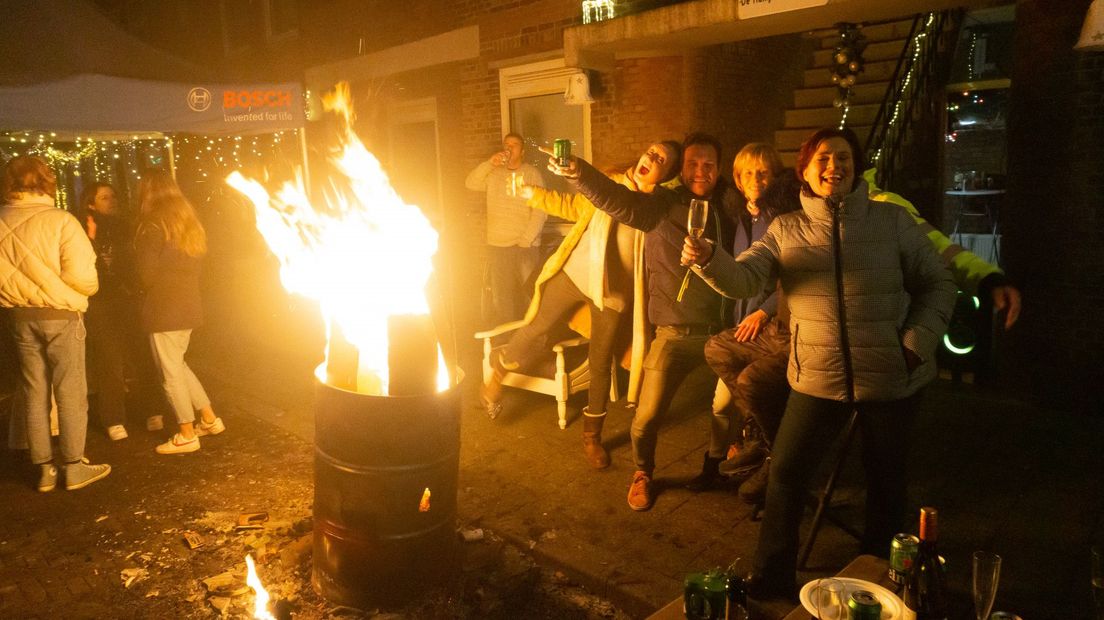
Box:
[0,0,308,189]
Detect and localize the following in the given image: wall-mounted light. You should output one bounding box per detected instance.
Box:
[1075,0,1104,51]
[564,71,595,105]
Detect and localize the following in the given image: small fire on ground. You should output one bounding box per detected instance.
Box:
[227,82,449,396]
[245,554,275,620]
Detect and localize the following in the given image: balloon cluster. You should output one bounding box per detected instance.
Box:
[829,23,868,108]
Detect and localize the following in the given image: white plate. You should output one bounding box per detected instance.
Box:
[799,577,904,619]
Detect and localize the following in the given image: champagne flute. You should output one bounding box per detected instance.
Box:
[814,578,843,620]
[972,550,1001,620]
[688,199,710,239]
[677,199,709,302]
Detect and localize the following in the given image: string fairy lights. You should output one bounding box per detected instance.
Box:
[0,130,301,212]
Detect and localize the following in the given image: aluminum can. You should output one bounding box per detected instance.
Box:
[888,532,919,584]
[846,590,882,620]
[553,138,572,167]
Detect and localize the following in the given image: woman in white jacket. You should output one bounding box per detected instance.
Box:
[0,156,111,492]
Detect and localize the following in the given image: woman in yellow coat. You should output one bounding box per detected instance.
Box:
[481,140,682,469]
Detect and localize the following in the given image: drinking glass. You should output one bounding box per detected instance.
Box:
[972,551,1002,620]
[1093,546,1104,620]
[687,199,709,238]
[814,578,844,620]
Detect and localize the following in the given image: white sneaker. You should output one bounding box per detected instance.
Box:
[195,417,225,437]
[156,433,200,455]
[107,425,128,441]
[146,415,164,432]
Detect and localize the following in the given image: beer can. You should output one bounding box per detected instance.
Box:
[846,590,882,620]
[553,138,572,167]
[888,533,919,584]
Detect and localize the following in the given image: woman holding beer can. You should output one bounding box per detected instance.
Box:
[480,140,682,469]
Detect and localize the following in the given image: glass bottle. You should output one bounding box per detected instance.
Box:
[903,506,948,620]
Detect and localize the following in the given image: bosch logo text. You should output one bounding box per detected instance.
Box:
[223,90,294,109]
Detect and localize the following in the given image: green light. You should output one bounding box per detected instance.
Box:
[972,296,980,310]
[943,333,975,355]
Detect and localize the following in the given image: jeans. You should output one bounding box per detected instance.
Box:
[501,271,623,415]
[754,390,917,590]
[703,321,791,457]
[149,330,211,426]
[631,326,714,473]
[485,245,540,327]
[10,318,89,464]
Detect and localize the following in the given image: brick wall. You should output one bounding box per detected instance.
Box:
[1003,0,1103,414]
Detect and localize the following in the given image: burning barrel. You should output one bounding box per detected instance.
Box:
[312,367,462,607]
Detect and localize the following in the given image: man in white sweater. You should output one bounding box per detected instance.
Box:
[465,133,545,326]
[0,156,111,492]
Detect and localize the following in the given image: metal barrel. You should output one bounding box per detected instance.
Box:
[311,372,463,607]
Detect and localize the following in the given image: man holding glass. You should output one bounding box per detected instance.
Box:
[465,132,546,327]
[543,133,735,511]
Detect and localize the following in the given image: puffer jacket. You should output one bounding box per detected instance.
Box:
[0,194,98,312]
[695,180,956,402]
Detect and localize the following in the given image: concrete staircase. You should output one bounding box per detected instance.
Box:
[775,19,918,168]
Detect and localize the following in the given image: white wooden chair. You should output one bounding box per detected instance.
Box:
[474,320,619,429]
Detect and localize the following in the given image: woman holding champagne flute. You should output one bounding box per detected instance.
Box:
[680,128,956,598]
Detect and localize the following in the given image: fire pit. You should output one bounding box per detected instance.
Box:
[312,369,462,607]
[227,82,462,609]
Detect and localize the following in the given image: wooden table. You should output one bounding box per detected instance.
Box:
[646,555,894,620]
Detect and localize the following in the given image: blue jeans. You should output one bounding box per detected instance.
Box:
[754,390,917,591]
[149,330,211,425]
[485,245,540,327]
[10,318,89,464]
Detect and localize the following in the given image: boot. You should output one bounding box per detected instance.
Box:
[581,408,610,469]
[686,451,725,492]
[738,456,770,506]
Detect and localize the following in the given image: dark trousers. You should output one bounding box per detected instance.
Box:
[485,245,540,327]
[86,296,127,428]
[502,271,622,415]
[754,390,917,590]
[703,321,790,456]
[631,326,713,473]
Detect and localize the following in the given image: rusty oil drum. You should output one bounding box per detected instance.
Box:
[311,372,463,607]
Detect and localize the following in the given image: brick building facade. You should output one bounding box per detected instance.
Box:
[95,0,1102,413]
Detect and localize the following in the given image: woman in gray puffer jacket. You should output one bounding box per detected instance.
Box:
[681,128,956,598]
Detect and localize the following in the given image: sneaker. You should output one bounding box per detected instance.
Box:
[195,417,226,437]
[719,440,768,477]
[37,464,58,492]
[156,433,200,455]
[107,425,128,441]
[64,458,111,491]
[627,470,654,511]
[738,457,771,506]
[146,415,164,432]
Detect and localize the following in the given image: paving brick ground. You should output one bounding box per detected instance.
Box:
[1,322,1100,619]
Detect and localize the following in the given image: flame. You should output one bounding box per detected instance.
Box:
[419,487,431,512]
[227,82,449,395]
[245,554,275,620]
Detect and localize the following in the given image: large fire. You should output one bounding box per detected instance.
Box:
[227,83,449,395]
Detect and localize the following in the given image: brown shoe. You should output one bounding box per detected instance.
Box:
[627,470,653,511]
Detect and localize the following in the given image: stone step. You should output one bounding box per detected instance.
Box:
[793,81,888,108]
[815,19,920,49]
[774,125,874,152]
[811,38,907,68]
[804,58,899,88]
[784,103,880,129]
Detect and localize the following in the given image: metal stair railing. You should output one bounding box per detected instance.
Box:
[863,10,960,191]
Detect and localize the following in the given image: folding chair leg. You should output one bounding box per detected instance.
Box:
[797,409,860,570]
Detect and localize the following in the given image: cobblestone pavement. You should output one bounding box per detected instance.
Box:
[2,321,1101,619]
